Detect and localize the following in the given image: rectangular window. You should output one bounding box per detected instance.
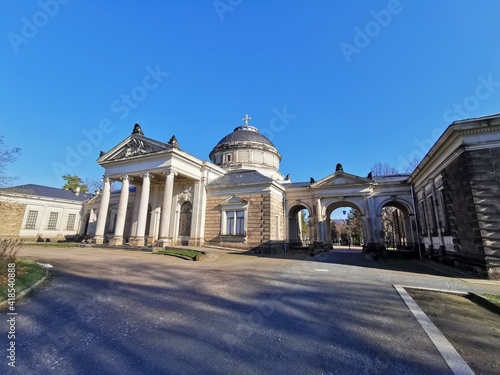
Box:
[47,212,59,230]
[419,201,427,235]
[66,214,76,230]
[235,210,245,235]
[24,210,38,229]
[225,210,245,235]
[226,211,235,235]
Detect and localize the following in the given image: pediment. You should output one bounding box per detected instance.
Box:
[219,195,248,206]
[98,135,171,163]
[311,171,372,188]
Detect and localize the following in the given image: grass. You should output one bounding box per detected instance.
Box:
[0,258,46,300]
[480,294,500,304]
[25,242,81,248]
[155,248,205,261]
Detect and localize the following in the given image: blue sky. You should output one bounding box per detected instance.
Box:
[2,0,500,191]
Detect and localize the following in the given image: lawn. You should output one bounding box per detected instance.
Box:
[0,258,47,300]
[155,248,206,261]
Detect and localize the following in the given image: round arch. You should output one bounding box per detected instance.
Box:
[325,200,366,247]
[287,203,312,247]
[377,198,416,250]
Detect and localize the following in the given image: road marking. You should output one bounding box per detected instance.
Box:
[314,269,329,272]
[394,285,475,375]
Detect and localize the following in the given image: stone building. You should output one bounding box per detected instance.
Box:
[409,114,500,279]
[0,184,92,241]
[81,117,419,255]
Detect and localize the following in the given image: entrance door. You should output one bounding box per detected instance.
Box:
[179,201,192,237]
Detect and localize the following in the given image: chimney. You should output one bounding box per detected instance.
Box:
[75,186,80,196]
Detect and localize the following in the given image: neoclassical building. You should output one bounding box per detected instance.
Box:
[76,113,499,278]
[82,117,418,251]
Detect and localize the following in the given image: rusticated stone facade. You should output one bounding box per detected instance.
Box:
[0,201,25,238]
[410,115,500,279]
[204,191,284,252]
[441,147,500,278]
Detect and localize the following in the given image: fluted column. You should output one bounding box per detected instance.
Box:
[158,169,176,246]
[94,177,111,244]
[132,172,151,246]
[110,175,131,245]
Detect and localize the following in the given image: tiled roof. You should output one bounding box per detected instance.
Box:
[209,170,272,186]
[1,184,93,202]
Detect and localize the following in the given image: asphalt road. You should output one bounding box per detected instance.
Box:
[1,246,498,374]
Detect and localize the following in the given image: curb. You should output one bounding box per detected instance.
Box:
[0,267,49,309]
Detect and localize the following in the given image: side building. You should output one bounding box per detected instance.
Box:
[409,114,500,279]
[0,184,92,241]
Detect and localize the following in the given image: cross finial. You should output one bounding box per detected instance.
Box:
[242,114,251,126]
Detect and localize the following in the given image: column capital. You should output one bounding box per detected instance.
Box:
[102,176,111,183]
[121,175,133,182]
[163,169,178,177]
[141,172,154,180]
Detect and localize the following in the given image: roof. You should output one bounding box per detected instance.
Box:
[284,181,310,188]
[208,170,272,186]
[1,184,93,202]
[214,125,276,148]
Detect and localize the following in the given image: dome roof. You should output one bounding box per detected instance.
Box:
[215,125,276,148]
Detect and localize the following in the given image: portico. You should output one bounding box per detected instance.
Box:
[88,124,224,247]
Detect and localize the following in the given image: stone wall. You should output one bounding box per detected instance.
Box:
[0,201,25,238]
[204,192,284,252]
[442,147,500,278]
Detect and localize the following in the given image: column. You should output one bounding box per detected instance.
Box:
[316,198,324,244]
[131,172,151,246]
[130,185,142,237]
[110,175,131,245]
[94,177,111,244]
[158,169,176,246]
[189,176,206,246]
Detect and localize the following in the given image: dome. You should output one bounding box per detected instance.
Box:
[209,116,283,180]
[215,125,276,148]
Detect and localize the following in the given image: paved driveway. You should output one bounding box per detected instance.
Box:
[1,247,498,374]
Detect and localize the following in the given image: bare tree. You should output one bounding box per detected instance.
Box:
[370,162,399,176]
[402,157,421,173]
[0,133,22,187]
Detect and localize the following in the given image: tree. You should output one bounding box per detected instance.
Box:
[370,162,399,176]
[0,133,22,187]
[62,175,89,193]
[346,209,363,245]
[402,157,421,173]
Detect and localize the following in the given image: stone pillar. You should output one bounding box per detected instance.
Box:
[109,175,131,246]
[131,172,151,246]
[130,185,141,237]
[94,177,111,244]
[189,176,206,246]
[158,169,176,246]
[316,198,324,244]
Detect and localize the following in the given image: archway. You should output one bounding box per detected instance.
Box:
[288,204,311,248]
[326,201,365,248]
[379,200,415,250]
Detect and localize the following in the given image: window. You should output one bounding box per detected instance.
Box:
[419,201,427,235]
[225,210,245,235]
[66,214,76,230]
[224,153,233,163]
[47,212,59,230]
[24,210,38,229]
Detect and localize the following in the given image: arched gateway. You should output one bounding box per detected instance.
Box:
[284,169,417,249]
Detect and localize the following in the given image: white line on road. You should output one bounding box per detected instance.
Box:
[314,269,329,272]
[394,285,475,375]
